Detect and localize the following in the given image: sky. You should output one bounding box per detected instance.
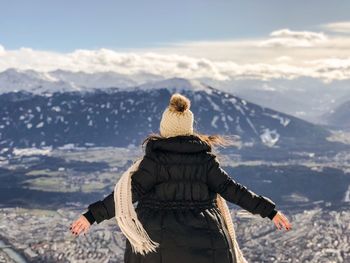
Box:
[0,0,350,83]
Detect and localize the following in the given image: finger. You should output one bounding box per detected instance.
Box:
[280,214,292,228]
[71,222,81,233]
[281,220,291,231]
[75,227,84,236]
[276,214,286,224]
[282,218,291,229]
[70,220,79,230]
[281,217,292,229]
[279,214,289,224]
[286,222,292,230]
[277,220,284,230]
[75,223,86,235]
[74,227,83,236]
[70,222,79,233]
[72,221,84,234]
[274,220,282,230]
[281,221,288,230]
[78,221,90,234]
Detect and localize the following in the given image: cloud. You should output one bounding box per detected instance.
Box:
[258,29,328,47]
[321,21,350,34]
[275,56,293,62]
[0,47,231,81]
[0,44,5,55]
[304,57,350,83]
[0,27,349,84]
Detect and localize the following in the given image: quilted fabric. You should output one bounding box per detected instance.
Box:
[87,135,277,263]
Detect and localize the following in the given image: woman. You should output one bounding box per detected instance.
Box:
[70,93,292,263]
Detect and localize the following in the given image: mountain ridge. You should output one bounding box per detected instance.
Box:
[1,79,348,160]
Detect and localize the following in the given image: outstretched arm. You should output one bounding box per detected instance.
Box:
[83,156,157,224]
[207,156,278,220]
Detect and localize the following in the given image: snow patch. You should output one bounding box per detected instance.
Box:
[262,180,272,183]
[58,143,76,150]
[13,146,52,156]
[246,118,259,135]
[344,185,350,202]
[282,192,309,202]
[221,114,229,131]
[36,122,44,128]
[52,106,61,112]
[260,128,280,147]
[264,112,291,127]
[229,97,237,104]
[234,104,245,116]
[211,115,219,128]
[206,96,221,111]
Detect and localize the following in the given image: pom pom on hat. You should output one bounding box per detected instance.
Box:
[168,93,191,113]
[160,93,194,138]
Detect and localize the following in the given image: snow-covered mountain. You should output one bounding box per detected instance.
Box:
[1,75,347,160]
[2,68,349,127]
[210,77,350,125]
[0,68,81,94]
[49,69,136,89]
[0,68,164,94]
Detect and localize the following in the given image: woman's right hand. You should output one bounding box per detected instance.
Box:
[70,215,91,236]
[272,211,292,231]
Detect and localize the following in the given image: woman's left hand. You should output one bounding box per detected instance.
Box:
[70,215,91,236]
[272,211,292,231]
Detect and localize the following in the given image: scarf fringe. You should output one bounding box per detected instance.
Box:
[114,158,160,256]
[114,157,248,262]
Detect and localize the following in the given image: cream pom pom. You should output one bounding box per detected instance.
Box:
[168,93,191,113]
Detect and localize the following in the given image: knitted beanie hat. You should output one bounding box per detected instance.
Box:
[159,93,194,138]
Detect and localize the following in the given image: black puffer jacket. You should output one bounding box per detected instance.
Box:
[84,135,278,263]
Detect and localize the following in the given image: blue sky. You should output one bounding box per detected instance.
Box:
[1,0,349,51]
[0,1,349,84]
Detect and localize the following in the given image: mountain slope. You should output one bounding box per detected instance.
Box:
[0,76,347,160]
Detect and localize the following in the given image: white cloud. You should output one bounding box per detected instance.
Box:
[0,44,5,55]
[304,57,350,83]
[270,29,327,41]
[0,27,349,83]
[275,56,293,62]
[321,21,350,34]
[258,29,327,47]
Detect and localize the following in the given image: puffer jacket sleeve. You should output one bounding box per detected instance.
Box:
[207,156,277,219]
[84,156,157,224]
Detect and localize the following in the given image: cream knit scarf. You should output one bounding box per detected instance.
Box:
[114,158,248,263]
